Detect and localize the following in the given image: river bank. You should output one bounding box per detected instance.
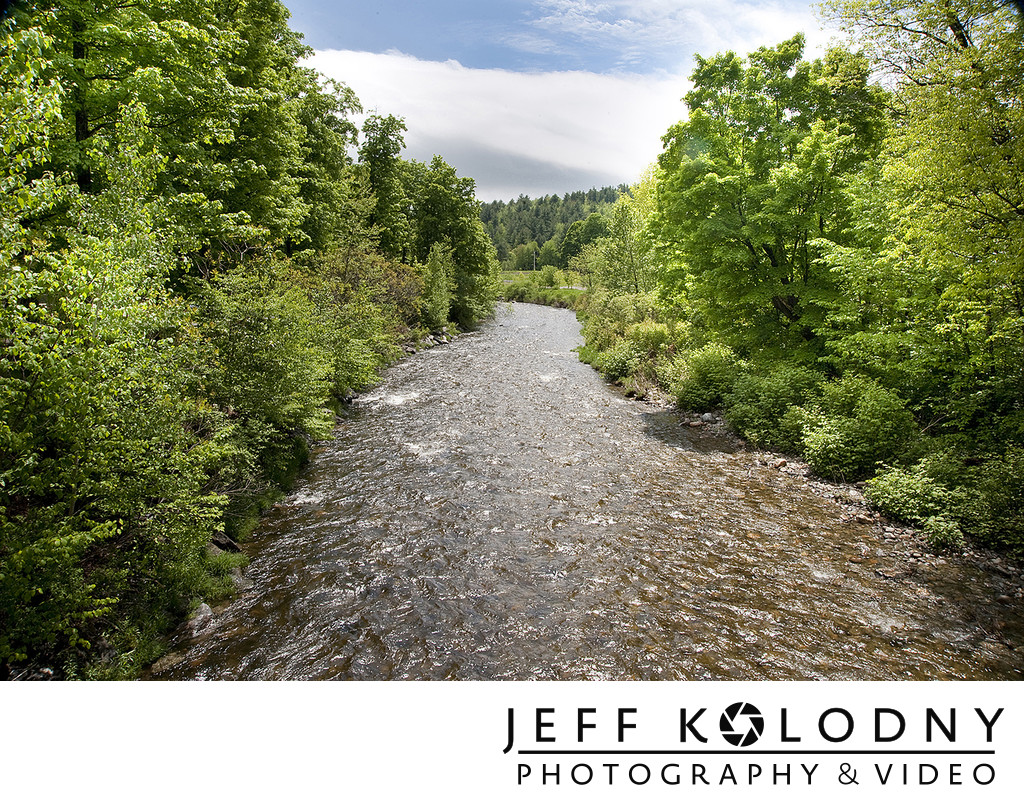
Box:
[619,389,1024,661]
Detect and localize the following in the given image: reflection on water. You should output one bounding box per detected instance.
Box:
[151,304,1024,680]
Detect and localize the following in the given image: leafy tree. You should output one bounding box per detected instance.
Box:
[1,106,222,669]
[654,35,887,355]
[1,16,67,262]
[596,170,657,294]
[559,211,609,267]
[823,0,1024,435]
[1,0,503,675]
[359,113,411,261]
[412,156,499,327]
[420,241,455,330]
[204,0,312,248]
[27,1,239,235]
[292,73,365,257]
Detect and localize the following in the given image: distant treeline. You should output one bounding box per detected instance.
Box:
[480,186,624,269]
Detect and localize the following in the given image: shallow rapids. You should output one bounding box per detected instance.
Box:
[151,303,1024,680]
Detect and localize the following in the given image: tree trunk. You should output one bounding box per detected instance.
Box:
[71,15,92,193]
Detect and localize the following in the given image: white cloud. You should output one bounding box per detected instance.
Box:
[304,2,841,201]
[305,49,688,201]
[528,0,841,70]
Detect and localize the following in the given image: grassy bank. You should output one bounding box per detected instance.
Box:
[500,270,589,309]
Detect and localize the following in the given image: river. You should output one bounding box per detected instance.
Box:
[150,303,1024,680]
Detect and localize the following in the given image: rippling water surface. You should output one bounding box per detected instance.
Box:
[152,303,1024,680]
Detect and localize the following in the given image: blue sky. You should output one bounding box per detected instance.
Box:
[283,1,837,201]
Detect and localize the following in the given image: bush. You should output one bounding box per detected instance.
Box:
[795,375,918,481]
[725,364,821,449]
[419,242,454,330]
[865,464,950,523]
[625,319,671,358]
[198,265,336,442]
[595,340,642,382]
[669,343,743,410]
[579,291,659,353]
[968,449,1024,553]
[0,207,223,673]
[922,515,966,553]
[864,448,1024,555]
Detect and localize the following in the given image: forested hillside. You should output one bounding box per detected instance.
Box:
[480,186,623,269]
[0,0,499,677]
[573,1,1023,557]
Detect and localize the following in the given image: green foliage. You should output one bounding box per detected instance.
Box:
[595,341,643,383]
[921,516,966,554]
[595,170,658,294]
[414,157,501,328]
[0,18,69,261]
[359,114,410,260]
[668,343,744,411]
[625,320,671,358]
[500,274,587,309]
[865,464,952,523]
[480,187,622,267]
[580,291,660,353]
[1,1,497,675]
[419,241,455,331]
[725,364,821,449]
[654,35,886,354]
[967,450,1024,553]
[197,263,336,443]
[1,117,222,669]
[793,376,917,481]
[867,448,1024,554]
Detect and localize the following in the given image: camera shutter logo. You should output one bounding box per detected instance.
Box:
[720,702,764,747]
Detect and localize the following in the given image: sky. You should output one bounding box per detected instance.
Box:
[284,1,840,202]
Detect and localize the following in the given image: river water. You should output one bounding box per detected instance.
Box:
[151,303,1024,680]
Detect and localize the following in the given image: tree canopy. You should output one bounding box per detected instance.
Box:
[0,1,499,677]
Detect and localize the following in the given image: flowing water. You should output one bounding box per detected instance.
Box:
[151,303,1024,680]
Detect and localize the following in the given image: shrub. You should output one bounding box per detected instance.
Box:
[199,266,336,442]
[969,449,1024,553]
[922,516,966,553]
[725,364,821,449]
[795,375,918,481]
[625,319,671,358]
[670,343,743,410]
[865,464,950,523]
[595,340,642,382]
[419,242,454,330]
[579,291,659,353]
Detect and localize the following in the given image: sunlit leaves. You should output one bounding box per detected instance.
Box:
[654,37,886,354]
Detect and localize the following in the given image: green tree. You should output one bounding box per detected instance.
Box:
[1,105,223,669]
[559,211,608,267]
[823,0,1024,434]
[537,238,560,269]
[27,1,239,237]
[292,73,365,257]
[412,156,500,327]
[596,170,658,294]
[359,113,411,261]
[420,241,455,330]
[654,35,887,355]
